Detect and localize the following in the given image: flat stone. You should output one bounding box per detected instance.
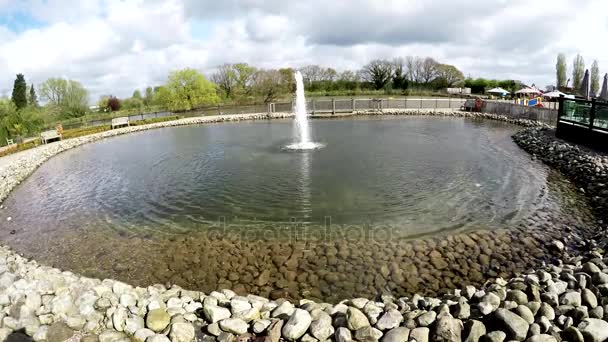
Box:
[560,291,582,307]
[252,319,272,334]
[578,318,608,342]
[381,327,410,342]
[169,322,195,342]
[203,304,231,323]
[415,311,436,327]
[514,305,534,325]
[134,328,155,341]
[47,322,75,342]
[147,334,171,342]
[582,289,598,308]
[282,309,311,341]
[354,326,383,341]
[494,308,529,341]
[375,309,403,331]
[219,318,249,335]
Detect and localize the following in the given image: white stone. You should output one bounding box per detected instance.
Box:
[169,322,196,342]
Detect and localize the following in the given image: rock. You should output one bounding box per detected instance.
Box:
[482,331,506,342]
[169,322,195,342]
[381,327,410,342]
[266,320,283,342]
[147,334,171,342]
[562,326,584,342]
[415,311,436,327]
[354,326,383,341]
[479,293,501,315]
[578,318,608,342]
[282,309,312,341]
[506,290,528,305]
[347,307,370,330]
[582,289,598,308]
[524,334,557,342]
[431,313,462,342]
[560,291,582,307]
[336,327,353,342]
[203,304,231,323]
[219,318,249,335]
[271,301,295,319]
[408,327,429,342]
[134,328,155,341]
[146,309,171,332]
[582,262,601,274]
[376,309,403,330]
[233,307,260,323]
[112,307,128,332]
[310,312,334,340]
[514,305,534,325]
[463,320,486,342]
[538,303,555,320]
[217,332,235,342]
[98,330,128,342]
[47,322,75,342]
[125,316,145,335]
[33,326,48,341]
[67,315,86,330]
[494,308,529,341]
[252,319,272,334]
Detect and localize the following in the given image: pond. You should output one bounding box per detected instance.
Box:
[0,117,596,302]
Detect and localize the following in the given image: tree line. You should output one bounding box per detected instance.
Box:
[556,53,602,95]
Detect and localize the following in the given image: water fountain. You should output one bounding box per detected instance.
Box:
[286,71,324,150]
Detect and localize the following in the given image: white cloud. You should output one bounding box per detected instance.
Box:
[0,0,608,100]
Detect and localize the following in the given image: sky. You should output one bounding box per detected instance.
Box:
[0,0,607,101]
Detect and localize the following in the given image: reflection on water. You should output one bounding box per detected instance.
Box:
[0,117,599,302]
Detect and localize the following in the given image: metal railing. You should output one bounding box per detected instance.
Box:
[556,96,608,152]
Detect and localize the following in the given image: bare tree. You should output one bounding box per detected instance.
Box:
[299,65,323,84]
[361,59,393,90]
[405,56,423,83]
[338,70,359,82]
[252,69,285,103]
[211,64,237,98]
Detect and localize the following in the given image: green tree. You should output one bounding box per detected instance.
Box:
[572,54,585,90]
[556,53,567,88]
[144,87,154,106]
[160,68,219,111]
[361,60,393,90]
[435,64,464,88]
[39,78,89,118]
[11,74,27,109]
[0,99,44,143]
[252,69,288,103]
[28,84,38,107]
[591,60,600,95]
[132,89,142,99]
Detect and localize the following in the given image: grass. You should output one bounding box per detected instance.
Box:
[0,116,182,158]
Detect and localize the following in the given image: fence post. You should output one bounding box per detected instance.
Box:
[590,98,596,130]
[435,98,438,111]
[332,99,336,115]
[352,99,355,112]
[449,97,451,109]
[404,97,407,110]
[312,100,316,114]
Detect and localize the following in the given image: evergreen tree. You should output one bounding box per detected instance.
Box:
[556,53,567,88]
[28,84,38,107]
[591,60,600,95]
[11,74,27,109]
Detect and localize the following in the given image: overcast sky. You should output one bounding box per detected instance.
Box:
[0,0,607,100]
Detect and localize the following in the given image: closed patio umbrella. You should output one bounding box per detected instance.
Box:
[599,73,608,101]
[579,69,590,99]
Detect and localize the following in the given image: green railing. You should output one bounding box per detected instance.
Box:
[559,97,608,131]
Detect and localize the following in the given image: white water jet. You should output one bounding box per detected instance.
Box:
[286,71,323,150]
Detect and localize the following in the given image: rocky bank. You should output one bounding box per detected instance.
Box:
[0,112,606,342]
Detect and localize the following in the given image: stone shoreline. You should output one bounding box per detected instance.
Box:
[0,112,606,342]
